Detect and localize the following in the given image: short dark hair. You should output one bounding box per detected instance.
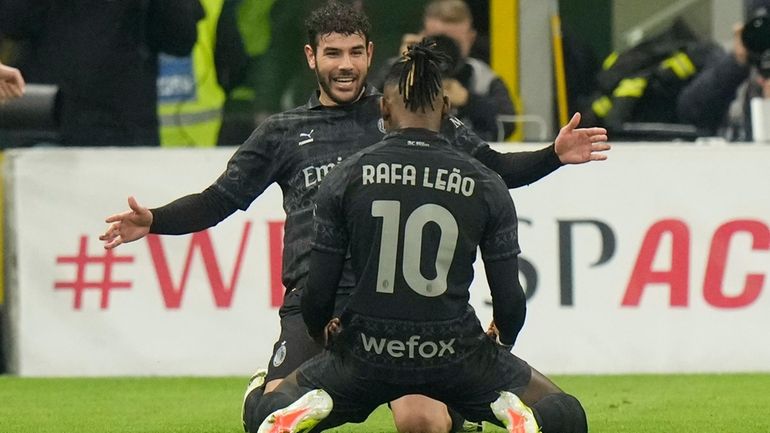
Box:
[424,0,473,24]
[305,1,371,50]
[384,38,449,113]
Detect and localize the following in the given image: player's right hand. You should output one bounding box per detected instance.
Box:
[100,196,153,249]
[486,320,499,339]
[0,62,25,103]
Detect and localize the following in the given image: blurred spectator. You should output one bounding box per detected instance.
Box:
[0,60,24,102]
[216,0,427,147]
[580,19,722,139]
[372,0,517,142]
[464,0,490,63]
[217,0,325,146]
[561,24,600,121]
[677,0,770,141]
[158,0,237,148]
[0,0,203,147]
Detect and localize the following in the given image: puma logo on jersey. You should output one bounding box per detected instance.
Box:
[299,129,314,146]
[360,332,456,359]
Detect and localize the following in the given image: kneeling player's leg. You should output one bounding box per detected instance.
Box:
[443,346,585,433]
[390,395,452,433]
[243,290,323,432]
[256,352,382,433]
[242,369,268,431]
[518,367,587,433]
[255,371,333,433]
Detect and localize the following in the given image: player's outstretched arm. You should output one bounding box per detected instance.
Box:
[0,61,25,102]
[100,196,152,249]
[554,112,610,165]
[460,112,609,188]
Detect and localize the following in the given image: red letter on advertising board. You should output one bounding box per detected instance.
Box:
[146,222,252,309]
[703,220,769,308]
[623,219,690,307]
[268,221,285,308]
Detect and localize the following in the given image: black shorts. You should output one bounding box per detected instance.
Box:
[296,337,532,429]
[265,288,351,383]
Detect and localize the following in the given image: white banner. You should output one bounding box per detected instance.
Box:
[4,144,770,376]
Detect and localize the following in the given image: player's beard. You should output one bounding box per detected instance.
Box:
[316,69,365,106]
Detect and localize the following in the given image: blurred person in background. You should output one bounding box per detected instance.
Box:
[216,0,323,146]
[0,0,204,147]
[215,0,427,147]
[157,0,237,148]
[676,0,770,141]
[373,0,517,142]
[580,18,722,139]
[0,60,24,103]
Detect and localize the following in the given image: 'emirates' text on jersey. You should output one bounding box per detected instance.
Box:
[312,128,520,321]
[211,85,494,292]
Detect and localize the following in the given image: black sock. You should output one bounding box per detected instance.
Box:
[531,393,587,433]
[449,406,465,432]
[247,378,309,432]
[242,387,265,432]
[449,406,482,432]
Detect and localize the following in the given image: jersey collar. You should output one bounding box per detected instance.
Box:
[305,84,382,109]
[384,128,451,146]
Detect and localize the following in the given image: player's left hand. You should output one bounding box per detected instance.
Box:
[486,320,514,351]
[100,196,153,249]
[554,112,610,165]
[322,318,342,349]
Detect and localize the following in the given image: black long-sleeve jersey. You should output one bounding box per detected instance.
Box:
[304,128,525,372]
[150,85,560,295]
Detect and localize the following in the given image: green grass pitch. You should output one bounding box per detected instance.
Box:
[2,373,769,432]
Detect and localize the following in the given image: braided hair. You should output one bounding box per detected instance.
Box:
[384,38,450,113]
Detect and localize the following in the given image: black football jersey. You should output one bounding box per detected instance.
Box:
[312,128,520,323]
[210,85,505,293]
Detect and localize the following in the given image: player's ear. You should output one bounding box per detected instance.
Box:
[367,41,374,67]
[442,95,450,117]
[380,96,391,128]
[304,44,317,70]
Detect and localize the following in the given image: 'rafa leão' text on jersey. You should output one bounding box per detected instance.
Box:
[312,128,520,326]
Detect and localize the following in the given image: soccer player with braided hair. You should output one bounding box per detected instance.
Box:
[251,38,589,433]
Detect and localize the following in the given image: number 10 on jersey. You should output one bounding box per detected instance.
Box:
[371,200,459,297]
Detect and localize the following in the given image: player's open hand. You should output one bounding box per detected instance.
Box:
[100,196,153,249]
[554,112,610,165]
